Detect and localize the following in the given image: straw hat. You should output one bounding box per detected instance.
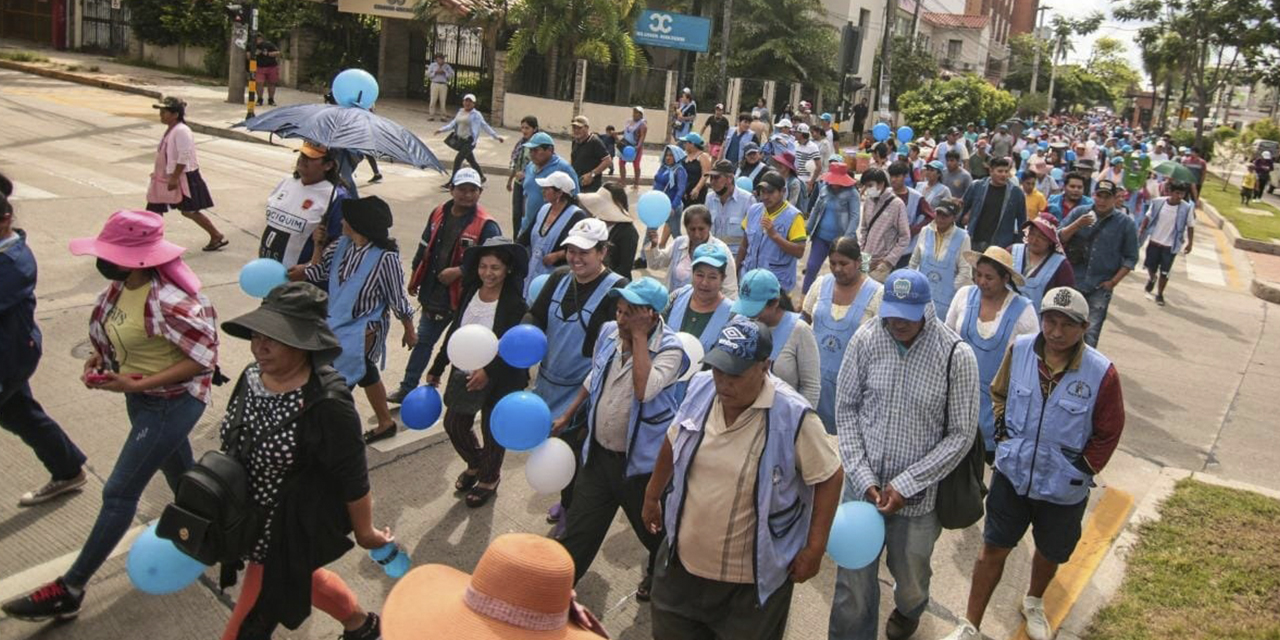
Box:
[383,533,607,640]
[962,246,1026,287]
[576,191,630,224]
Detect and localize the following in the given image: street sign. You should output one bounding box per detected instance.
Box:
[633,10,711,53]
[110,0,120,9]
[233,24,248,49]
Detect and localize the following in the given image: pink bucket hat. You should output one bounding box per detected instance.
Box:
[1023,213,1063,252]
[70,210,201,294]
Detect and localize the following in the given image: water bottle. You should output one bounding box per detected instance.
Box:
[369,542,410,579]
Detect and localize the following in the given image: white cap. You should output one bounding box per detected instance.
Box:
[463,93,477,102]
[682,87,692,95]
[535,171,576,194]
[777,118,793,128]
[1265,151,1273,160]
[450,167,483,187]
[561,218,610,249]
[795,123,811,134]
[1041,287,1088,324]
[633,106,645,114]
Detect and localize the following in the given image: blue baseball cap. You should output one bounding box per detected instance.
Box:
[607,276,669,311]
[731,269,781,318]
[679,132,706,148]
[879,269,932,321]
[523,132,555,148]
[820,112,833,122]
[691,243,729,270]
[926,160,944,171]
[703,317,774,375]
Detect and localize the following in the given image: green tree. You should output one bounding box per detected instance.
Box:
[713,0,840,92]
[1002,34,1053,94]
[504,0,642,94]
[1052,64,1113,111]
[1085,37,1142,107]
[899,75,1016,132]
[872,36,939,110]
[1046,12,1103,113]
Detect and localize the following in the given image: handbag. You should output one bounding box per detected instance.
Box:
[444,132,463,151]
[443,368,488,415]
[935,341,989,530]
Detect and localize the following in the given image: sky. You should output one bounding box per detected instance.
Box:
[1048,0,1152,87]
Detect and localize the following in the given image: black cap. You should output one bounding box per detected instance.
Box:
[758,170,786,192]
[710,159,736,176]
[152,96,186,115]
[1094,179,1117,195]
[344,196,394,240]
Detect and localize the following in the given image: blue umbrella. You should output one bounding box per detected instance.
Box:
[234,104,445,172]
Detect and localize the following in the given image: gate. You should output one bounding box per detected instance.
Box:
[423,22,491,109]
[81,0,130,54]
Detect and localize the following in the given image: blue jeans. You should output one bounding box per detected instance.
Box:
[0,378,86,481]
[396,311,453,394]
[64,392,203,587]
[828,486,942,640]
[1084,287,1112,348]
[802,236,833,294]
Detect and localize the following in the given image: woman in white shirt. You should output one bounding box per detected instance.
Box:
[645,205,738,298]
[259,141,345,268]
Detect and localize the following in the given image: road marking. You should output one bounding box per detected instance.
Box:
[1202,213,1243,292]
[0,521,150,604]
[1008,487,1134,640]
[7,182,60,201]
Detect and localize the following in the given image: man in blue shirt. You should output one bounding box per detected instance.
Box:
[520,132,579,235]
[1058,180,1138,347]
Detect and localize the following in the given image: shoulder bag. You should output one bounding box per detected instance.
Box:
[935,341,988,530]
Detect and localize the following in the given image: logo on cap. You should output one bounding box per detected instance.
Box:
[1054,288,1074,308]
[892,278,913,299]
[722,326,746,341]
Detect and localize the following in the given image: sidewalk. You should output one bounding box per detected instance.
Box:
[0,41,668,184]
[1202,161,1280,304]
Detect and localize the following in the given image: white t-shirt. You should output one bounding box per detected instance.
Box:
[460,296,498,329]
[1148,199,1193,248]
[259,177,336,268]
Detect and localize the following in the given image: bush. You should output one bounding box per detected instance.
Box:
[899,75,1016,132]
[1213,125,1239,141]
[1242,119,1280,146]
[1016,93,1048,117]
[1169,128,1214,161]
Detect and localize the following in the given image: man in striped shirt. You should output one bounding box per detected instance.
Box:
[830,268,980,640]
[793,123,823,201]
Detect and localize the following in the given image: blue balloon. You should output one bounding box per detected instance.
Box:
[499,324,548,368]
[526,273,550,306]
[1051,168,1064,181]
[238,258,287,299]
[491,391,552,451]
[1038,141,1049,150]
[872,122,891,142]
[401,385,442,430]
[638,191,672,228]
[826,501,885,570]
[896,125,914,144]
[1020,149,1031,161]
[1065,150,1077,163]
[332,69,379,110]
[127,524,205,595]
[735,176,753,192]
[621,145,637,162]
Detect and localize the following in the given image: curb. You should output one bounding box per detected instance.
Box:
[1250,278,1280,305]
[1199,198,1276,304]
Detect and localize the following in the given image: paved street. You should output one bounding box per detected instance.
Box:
[0,71,1277,640]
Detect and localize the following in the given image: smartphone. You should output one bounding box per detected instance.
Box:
[85,372,112,385]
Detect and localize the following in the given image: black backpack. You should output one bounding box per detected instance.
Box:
[157,372,335,566]
[935,341,989,530]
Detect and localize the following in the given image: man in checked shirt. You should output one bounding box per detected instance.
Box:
[830,268,980,640]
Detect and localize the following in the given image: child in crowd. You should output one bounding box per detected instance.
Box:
[1242,165,1257,205]
[602,125,618,175]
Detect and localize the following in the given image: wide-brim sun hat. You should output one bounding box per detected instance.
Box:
[1022,215,1063,252]
[461,236,530,281]
[69,209,186,269]
[962,246,1027,287]
[382,533,606,640]
[222,282,343,365]
[576,191,630,224]
[822,163,856,187]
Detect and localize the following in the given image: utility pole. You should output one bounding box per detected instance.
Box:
[224,2,257,119]
[718,0,733,99]
[910,0,922,46]
[1029,5,1051,96]
[1045,35,1061,115]
[877,0,895,122]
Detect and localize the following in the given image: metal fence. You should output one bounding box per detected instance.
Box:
[81,0,131,54]
[426,23,491,107]
[583,63,669,108]
[507,51,575,101]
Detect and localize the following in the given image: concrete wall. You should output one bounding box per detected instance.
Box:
[502,92,732,145]
[132,42,212,71]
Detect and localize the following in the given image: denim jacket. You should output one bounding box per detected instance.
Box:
[806,184,861,239]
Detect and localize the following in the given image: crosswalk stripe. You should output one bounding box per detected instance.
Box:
[7,182,60,201]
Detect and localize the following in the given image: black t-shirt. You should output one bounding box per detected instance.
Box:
[706,115,731,144]
[571,134,609,193]
[526,267,629,358]
[255,40,279,68]
[972,183,1007,248]
[421,211,465,313]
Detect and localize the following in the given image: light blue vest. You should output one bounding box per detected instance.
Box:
[664,372,814,605]
[995,334,1110,505]
[743,202,803,292]
[812,275,881,434]
[960,287,1031,449]
[1011,244,1065,314]
[533,271,624,420]
[918,226,968,320]
[667,285,734,354]
[525,204,580,298]
[901,188,926,257]
[327,236,387,386]
[584,322,688,477]
[769,311,800,362]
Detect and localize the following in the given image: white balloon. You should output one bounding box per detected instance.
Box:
[446,324,499,372]
[525,438,576,494]
[676,332,705,382]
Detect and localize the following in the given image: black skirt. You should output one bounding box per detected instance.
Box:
[147,169,215,213]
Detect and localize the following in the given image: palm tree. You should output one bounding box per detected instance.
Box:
[503,0,643,97]
[1045,12,1103,114]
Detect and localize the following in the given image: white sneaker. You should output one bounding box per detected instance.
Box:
[939,620,979,640]
[1021,596,1053,640]
[18,470,87,507]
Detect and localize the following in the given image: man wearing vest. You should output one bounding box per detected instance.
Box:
[642,318,842,640]
[391,168,501,404]
[960,157,1027,252]
[941,287,1125,640]
[554,277,688,600]
[737,171,808,305]
[831,268,980,640]
[1136,181,1194,307]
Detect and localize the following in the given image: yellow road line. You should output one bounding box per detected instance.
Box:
[1008,487,1134,640]
[1197,210,1244,292]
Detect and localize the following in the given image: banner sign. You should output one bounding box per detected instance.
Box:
[633,10,711,53]
[338,0,415,20]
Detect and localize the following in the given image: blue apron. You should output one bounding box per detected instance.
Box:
[327,236,388,386]
[918,225,968,320]
[769,311,800,362]
[813,275,881,434]
[666,284,734,402]
[1011,243,1065,314]
[533,270,624,420]
[959,286,1031,449]
[525,204,579,299]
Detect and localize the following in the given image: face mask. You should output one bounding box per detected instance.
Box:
[96,258,131,281]
[865,187,882,199]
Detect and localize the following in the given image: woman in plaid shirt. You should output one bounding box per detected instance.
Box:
[4,209,219,622]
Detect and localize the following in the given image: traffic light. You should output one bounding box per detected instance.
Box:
[839,22,863,76]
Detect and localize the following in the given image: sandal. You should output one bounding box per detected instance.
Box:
[465,481,499,508]
[362,422,398,445]
[202,238,229,252]
[636,571,653,602]
[455,470,479,492]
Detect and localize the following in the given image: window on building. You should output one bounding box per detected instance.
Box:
[948,39,963,59]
